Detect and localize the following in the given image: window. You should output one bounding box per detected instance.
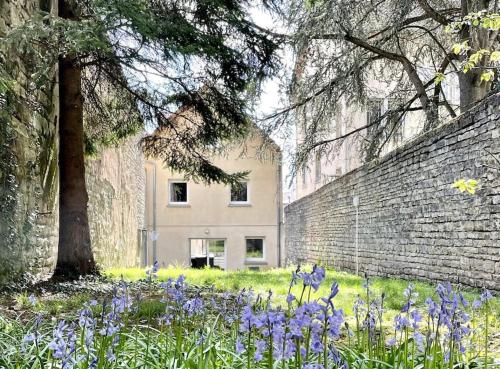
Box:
[315,151,321,183]
[367,98,383,127]
[245,238,264,260]
[335,119,342,138]
[230,182,248,203]
[301,166,307,187]
[169,181,188,204]
[388,99,404,145]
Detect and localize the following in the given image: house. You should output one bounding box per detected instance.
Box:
[143,114,283,270]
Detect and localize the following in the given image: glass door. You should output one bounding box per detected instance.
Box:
[189,239,226,270]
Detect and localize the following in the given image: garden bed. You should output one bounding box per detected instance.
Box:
[0,266,498,368]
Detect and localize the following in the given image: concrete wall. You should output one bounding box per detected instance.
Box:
[145,129,282,270]
[285,93,500,290]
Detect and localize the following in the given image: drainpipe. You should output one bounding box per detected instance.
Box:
[146,161,158,265]
[277,154,283,267]
[152,162,157,263]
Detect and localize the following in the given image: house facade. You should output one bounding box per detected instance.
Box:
[143,128,283,270]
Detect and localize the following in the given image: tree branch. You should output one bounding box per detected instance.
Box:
[416,0,451,25]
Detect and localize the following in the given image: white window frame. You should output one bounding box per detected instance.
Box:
[244,237,266,262]
[229,181,251,206]
[168,180,189,205]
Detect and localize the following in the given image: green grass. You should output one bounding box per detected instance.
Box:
[105,266,500,320]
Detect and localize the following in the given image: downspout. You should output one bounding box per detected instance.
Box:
[152,162,157,263]
[277,154,283,267]
[146,160,158,265]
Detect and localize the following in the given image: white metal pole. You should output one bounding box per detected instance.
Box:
[353,196,359,275]
[356,206,359,276]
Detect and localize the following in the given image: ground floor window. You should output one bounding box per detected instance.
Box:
[245,238,265,261]
[190,239,225,269]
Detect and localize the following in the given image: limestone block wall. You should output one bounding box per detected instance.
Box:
[87,135,146,269]
[285,93,500,291]
[0,0,59,283]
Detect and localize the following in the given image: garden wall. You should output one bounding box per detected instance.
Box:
[0,0,60,283]
[0,0,146,284]
[87,135,146,269]
[285,93,500,291]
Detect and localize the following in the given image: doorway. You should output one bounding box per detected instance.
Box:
[189,239,226,270]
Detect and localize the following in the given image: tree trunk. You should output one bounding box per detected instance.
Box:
[457,0,492,111]
[53,0,97,279]
[458,72,490,111]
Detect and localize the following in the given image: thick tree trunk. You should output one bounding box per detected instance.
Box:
[53,0,97,279]
[457,0,492,111]
[458,73,490,111]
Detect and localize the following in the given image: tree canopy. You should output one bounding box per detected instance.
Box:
[2,0,281,183]
[271,0,499,168]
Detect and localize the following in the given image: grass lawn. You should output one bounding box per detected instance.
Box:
[105,266,500,321]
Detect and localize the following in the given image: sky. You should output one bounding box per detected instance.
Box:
[249,5,297,200]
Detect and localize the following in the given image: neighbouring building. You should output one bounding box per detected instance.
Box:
[294,60,461,200]
[144,114,283,271]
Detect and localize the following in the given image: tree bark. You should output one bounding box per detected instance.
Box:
[53,0,97,279]
[458,72,490,110]
[456,0,492,111]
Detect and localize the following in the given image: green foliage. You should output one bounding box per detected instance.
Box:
[105,266,499,317]
[1,268,498,369]
[448,11,500,83]
[451,179,479,195]
[1,0,280,184]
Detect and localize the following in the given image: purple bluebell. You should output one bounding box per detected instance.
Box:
[235,337,245,354]
[254,339,266,361]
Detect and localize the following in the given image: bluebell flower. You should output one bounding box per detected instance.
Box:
[426,297,438,319]
[254,339,266,361]
[386,337,397,346]
[105,348,116,362]
[394,315,410,331]
[472,299,482,309]
[480,289,493,302]
[413,331,425,352]
[410,309,422,329]
[236,337,245,354]
[310,335,323,354]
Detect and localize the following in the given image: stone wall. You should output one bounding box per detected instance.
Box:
[87,135,146,269]
[0,0,59,283]
[285,93,500,291]
[0,0,145,284]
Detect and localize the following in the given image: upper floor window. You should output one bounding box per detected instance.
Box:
[169,181,188,204]
[315,151,322,183]
[388,99,405,145]
[367,98,383,129]
[230,182,249,204]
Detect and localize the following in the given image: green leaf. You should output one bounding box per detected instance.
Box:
[481,70,495,82]
[490,51,500,62]
[451,179,479,194]
[434,72,445,85]
[451,43,462,55]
